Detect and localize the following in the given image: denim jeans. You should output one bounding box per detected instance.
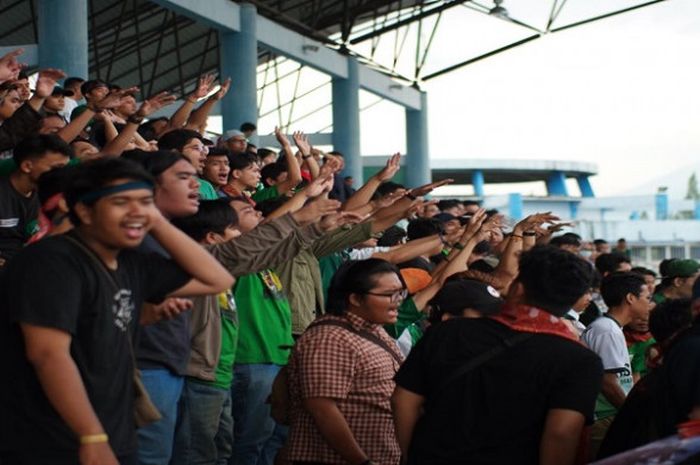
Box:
[136,368,184,465]
[172,379,233,465]
[229,364,287,465]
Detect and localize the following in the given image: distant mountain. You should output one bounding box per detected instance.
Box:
[619,163,700,199]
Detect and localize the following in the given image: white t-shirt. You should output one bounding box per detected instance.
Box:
[582,315,633,419]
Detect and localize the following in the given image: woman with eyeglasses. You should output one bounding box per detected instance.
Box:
[285,258,405,465]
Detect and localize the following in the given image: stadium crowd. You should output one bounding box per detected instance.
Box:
[1,47,700,465]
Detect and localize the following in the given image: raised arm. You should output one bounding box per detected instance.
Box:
[148,209,233,296]
[168,74,215,130]
[343,152,401,212]
[185,78,231,134]
[28,68,66,112]
[101,92,176,156]
[57,86,139,144]
[272,128,303,195]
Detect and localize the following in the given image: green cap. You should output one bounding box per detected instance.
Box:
[665,259,700,278]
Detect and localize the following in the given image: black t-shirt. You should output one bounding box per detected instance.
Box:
[395,318,603,465]
[653,323,700,437]
[0,175,38,266]
[0,233,190,456]
[134,235,192,376]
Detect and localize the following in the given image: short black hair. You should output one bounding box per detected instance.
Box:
[254,197,288,217]
[463,200,480,208]
[158,129,203,152]
[240,122,257,132]
[80,79,108,96]
[256,148,276,160]
[260,163,287,187]
[172,199,238,242]
[377,225,406,247]
[600,272,646,308]
[207,147,230,158]
[631,266,657,278]
[593,239,608,246]
[407,218,442,241]
[517,245,594,316]
[438,199,461,212]
[64,77,85,90]
[229,152,258,171]
[326,259,405,316]
[659,258,677,278]
[64,157,154,225]
[595,253,631,275]
[649,298,692,344]
[13,134,72,164]
[138,117,169,141]
[122,149,188,181]
[375,181,405,198]
[37,165,76,206]
[550,234,582,248]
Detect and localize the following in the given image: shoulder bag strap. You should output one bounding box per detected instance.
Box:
[310,319,403,365]
[430,332,533,402]
[62,233,139,356]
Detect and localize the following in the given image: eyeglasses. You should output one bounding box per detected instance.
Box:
[365,289,408,303]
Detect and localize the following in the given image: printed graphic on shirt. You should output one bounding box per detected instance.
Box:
[259,270,285,300]
[112,289,135,331]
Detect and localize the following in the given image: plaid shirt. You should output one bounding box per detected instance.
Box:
[287,312,403,465]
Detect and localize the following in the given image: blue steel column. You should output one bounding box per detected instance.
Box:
[508,193,523,220]
[219,3,258,143]
[472,170,485,197]
[405,91,431,188]
[546,171,569,197]
[332,56,362,183]
[37,0,89,78]
[577,175,595,198]
[655,192,669,220]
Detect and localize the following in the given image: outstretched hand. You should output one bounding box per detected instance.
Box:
[0,48,25,83]
[137,91,177,117]
[94,86,140,111]
[375,152,401,182]
[34,69,67,99]
[319,210,367,232]
[409,178,453,197]
[213,78,232,101]
[292,131,311,156]
[191,74,216,100]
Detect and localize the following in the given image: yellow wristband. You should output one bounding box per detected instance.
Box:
[80,434,109,445]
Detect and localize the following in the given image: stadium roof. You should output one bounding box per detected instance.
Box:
[0,0,668,100]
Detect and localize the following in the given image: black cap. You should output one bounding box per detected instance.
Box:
[51,86,74,97]
[429,279,504,322]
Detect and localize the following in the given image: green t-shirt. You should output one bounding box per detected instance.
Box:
[652,293,667,305]
[0,157,79,177]
[208,290,239,389]
[628,337,655,378]
[198,178,218,200]
[385,297,424,340]
[319,252,347,304]
[234,270,293,365]
[251,185,280,203]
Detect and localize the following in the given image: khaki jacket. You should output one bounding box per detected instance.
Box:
[187,214,323,381]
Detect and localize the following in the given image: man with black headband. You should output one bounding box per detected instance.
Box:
[0,157,233,465]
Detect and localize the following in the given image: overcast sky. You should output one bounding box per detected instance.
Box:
[356,0,700,197]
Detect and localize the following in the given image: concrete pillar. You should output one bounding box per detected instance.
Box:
[405,92,430,188]
[695,200,700,220]
[569,201,579,219]
[577,175,595,198]
[655,192,669,220]
[472,170,485,197]
[37,0,89,78]
[331,56,362,184]
[508,193,523,220]
[219,3,258,144]
[546,171,568,197]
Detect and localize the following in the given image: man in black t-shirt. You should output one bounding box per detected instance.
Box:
[0,134,71,268]
[392,246,603,465]
[0,158,233,465]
